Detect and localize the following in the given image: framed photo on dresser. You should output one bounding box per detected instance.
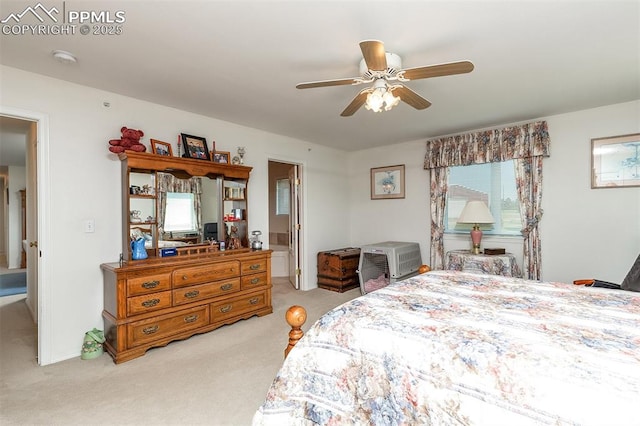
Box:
[180,133,211,161]
[150,139,173,156]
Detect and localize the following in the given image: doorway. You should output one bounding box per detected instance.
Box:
[268,160,302,289]
[0,106,48,365]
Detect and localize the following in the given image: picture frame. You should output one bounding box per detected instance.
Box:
[180,133,211,161]
[212,151,231,164]
[371,164,405,199]
[591,133,640,189]
[150,139,173,157]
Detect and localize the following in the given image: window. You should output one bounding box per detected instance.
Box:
[164,192,197,232]
[276,178,290,215]
[446,160,522,235]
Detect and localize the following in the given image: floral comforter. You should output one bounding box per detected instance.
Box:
[253,270,640,425]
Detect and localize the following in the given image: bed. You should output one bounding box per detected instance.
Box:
[253,270,640,425]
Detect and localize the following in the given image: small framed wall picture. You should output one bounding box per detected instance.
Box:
[591,133,640,188]
[180,133,211,161]
[371,164,405,199]
[150,139,173,156]
[212,151,231,164]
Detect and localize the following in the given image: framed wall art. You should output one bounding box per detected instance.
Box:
[591,133,640,188]
[212,151,230,164]
[150,139,173,156]
[371,164,405,199]
[180,133,211,161]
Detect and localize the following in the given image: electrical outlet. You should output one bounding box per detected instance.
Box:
[84,219,95,233]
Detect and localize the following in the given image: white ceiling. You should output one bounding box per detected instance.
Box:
[0,1,639,152]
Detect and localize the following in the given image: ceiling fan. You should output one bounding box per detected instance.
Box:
[296,40,474,117]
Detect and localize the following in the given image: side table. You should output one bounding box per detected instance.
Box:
[446,250,522,278]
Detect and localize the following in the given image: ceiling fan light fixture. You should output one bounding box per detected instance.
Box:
[365,89,385,112]
[365,81,399,113]
[382,90,400,111]
[296,40,472,116]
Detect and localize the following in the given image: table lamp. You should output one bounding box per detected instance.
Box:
[457,200,495,254]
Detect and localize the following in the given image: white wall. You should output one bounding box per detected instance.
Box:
[1,65,351,363]
[348,100,640,284]
[542,101,640,283]
[346,143,432,264]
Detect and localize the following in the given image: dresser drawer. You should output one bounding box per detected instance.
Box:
[127,306,209,347]
[173,278,241,306]
[126,272,171,297]
[241,272,268,290]
[173,261,240,288]
[127,291,172,316]
[240,257,268,275]
[210,290,268,322]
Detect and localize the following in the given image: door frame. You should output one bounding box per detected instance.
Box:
[1,105,51,365]
[287,163,301,289]
[267,156,305,290]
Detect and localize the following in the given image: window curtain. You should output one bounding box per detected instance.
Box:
[429,167,449,270]
[423,121,550,279]
[157,172,203,235]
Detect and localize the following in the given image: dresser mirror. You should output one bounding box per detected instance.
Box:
[121,151,251,260]
[156,172,221,247]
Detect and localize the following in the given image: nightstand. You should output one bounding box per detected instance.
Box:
[446,250,522,278]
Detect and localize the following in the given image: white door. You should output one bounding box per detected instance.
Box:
[1,107,49,365]
[288,165,301,289]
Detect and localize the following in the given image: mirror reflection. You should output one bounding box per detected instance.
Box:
[157,172,219,248]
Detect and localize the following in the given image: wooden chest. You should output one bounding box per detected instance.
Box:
[317,247,361,292]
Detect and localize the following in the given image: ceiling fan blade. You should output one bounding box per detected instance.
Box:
[392,85,432,110]
[296,78,360,89]
[340,90,369,117]
[401,61,474,80]
[359,40,387,71]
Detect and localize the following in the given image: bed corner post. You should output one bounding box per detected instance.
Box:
[285,305,307,359]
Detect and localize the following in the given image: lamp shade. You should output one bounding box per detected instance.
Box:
[457,200,495,224]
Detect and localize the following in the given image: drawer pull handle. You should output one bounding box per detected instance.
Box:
[249,264,261,270]
[184,290,200,299]
[220,283,233,291]
[142,298,160,308]
[184,315,198,323]
[182,275,188,280]
[250,278,260,285]
[142,280,159,289]
[249,297,260,305]
[219,305,232,313]
[142,325,159,335]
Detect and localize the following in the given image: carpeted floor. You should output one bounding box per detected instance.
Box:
[0,272,26,297]
[0,278,360,425]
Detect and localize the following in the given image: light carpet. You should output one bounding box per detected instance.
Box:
[0,278,360,425]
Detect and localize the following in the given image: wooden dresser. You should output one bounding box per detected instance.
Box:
[101,249,272,363]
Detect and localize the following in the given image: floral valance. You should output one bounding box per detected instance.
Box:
[157,172,202,194]
[423,120,550,169]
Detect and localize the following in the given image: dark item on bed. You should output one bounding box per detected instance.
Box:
[317,247,361,292]
[574,253,640,292]
[621,253,640,291]
[484,248,506,255]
